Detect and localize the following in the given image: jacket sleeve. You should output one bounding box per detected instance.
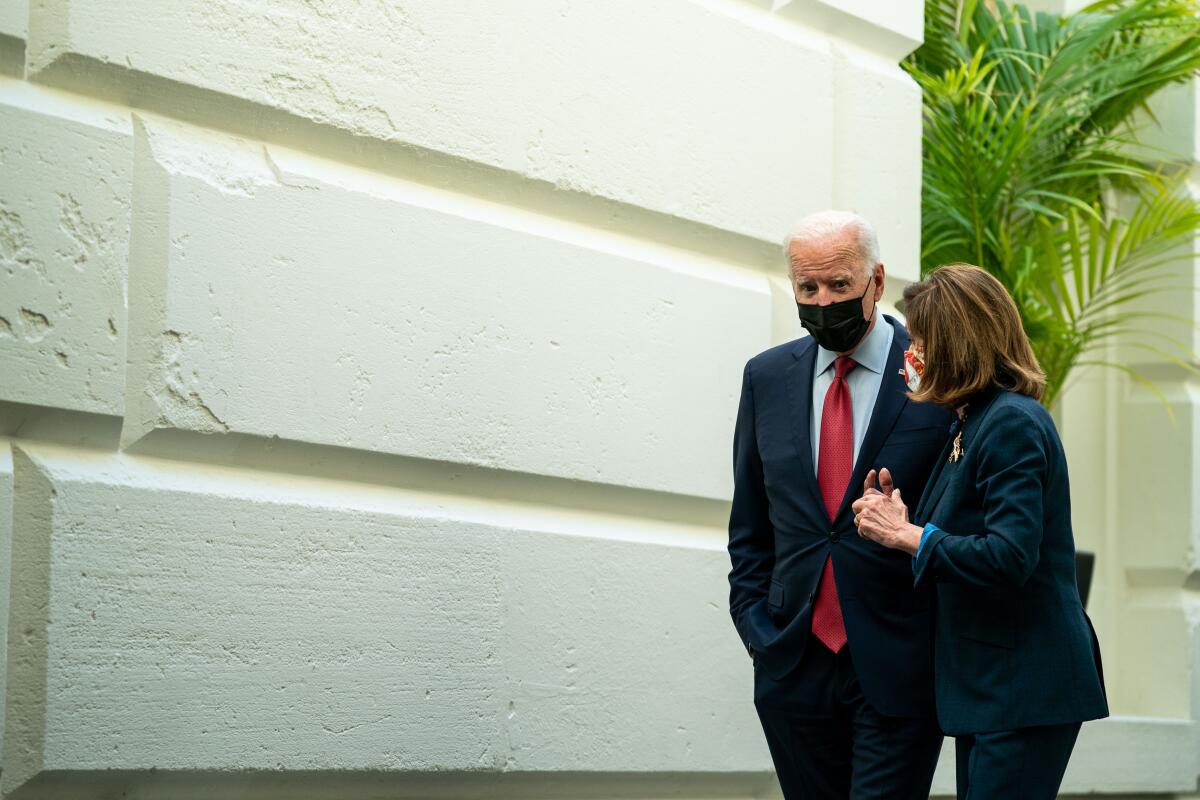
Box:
[913,404,1047,588]
[727,359,775,647]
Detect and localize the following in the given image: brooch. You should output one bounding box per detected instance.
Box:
[949,429,964,462]
[949,408,967,463]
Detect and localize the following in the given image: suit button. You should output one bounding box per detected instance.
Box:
[829,530,840,543]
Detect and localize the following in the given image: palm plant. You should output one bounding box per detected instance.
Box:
[906,0,1200,407]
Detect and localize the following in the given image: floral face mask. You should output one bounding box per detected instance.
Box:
[902,346,925,392]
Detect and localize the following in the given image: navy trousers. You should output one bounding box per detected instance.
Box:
[954,722,1081,800]
[753,635,943,799]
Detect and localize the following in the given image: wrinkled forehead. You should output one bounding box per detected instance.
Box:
[786,230,865,279]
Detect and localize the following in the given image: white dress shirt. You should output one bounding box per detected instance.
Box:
[811,313,894,473]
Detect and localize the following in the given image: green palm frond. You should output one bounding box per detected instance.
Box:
[907,0,1200,407]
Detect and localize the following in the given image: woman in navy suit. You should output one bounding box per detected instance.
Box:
[851,264,1107,799]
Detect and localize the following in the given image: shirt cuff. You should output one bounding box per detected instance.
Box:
[911,523,941,574]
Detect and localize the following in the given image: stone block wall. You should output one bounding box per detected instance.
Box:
[0,2,924,796]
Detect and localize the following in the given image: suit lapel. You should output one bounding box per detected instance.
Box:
[913,434,957,523]
[914,387,1006,522]
[835,324,908,520]
[787,339,825,513]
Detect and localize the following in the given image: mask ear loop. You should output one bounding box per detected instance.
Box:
[862,267,878,322]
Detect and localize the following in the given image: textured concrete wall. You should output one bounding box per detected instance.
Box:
[4,446,751,779]
[0,1,924,797]
[0,89,130,415]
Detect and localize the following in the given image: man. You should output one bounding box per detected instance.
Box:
[727,211,951,799]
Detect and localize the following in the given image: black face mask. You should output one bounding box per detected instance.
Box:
[796,277,875,353]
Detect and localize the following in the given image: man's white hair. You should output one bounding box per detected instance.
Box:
[782,210,880,278]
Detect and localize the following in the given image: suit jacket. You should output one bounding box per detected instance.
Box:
[912,387,1109,735]
[727,315,953,716]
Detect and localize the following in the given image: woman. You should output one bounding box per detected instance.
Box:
[851,264,1107,799]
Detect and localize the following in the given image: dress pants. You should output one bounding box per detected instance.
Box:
[753,634,943,800]
[954,721,1081,800]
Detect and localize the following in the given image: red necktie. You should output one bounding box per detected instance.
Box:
[812,355,856,652]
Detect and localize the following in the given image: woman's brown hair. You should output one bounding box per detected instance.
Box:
[901,263,1046,407]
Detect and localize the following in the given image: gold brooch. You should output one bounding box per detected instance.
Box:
[949,429,964,462]
[949,408,967,462]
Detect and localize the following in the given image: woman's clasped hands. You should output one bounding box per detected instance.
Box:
[851,467,923,556]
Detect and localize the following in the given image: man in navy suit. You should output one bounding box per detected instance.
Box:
[727,211,951,799]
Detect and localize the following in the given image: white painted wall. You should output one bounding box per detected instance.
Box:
[0,0,1195,798]
[1036,4,1200,794]
[0,2,920,795]
[1052,74,1200,795]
